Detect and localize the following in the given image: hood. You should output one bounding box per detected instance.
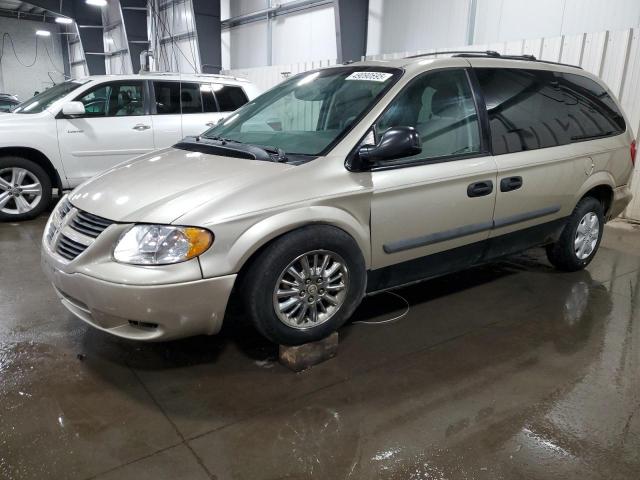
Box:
[69,147,294,224]
[0,111,51,124]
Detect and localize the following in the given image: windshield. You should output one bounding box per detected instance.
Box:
[13,81,85,114]
[202,67,402,156]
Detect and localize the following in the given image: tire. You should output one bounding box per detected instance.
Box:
[546,196,604,272]
[0,157,52,221]
[242,225,366,345]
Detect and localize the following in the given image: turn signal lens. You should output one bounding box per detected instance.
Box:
[631,140,637,167]
[113,225,213,265]
[184,227,214,258]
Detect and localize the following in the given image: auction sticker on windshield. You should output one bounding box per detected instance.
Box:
[346,72,394,82]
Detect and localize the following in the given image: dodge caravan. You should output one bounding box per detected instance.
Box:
[41,52,635,345]
[0,73,259,221]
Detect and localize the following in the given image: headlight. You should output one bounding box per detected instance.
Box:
[113,225,213,265]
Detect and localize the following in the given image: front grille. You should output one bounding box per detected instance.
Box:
[69,210,114,238]
[59,199,72,218]
[48,202,116,262]
[55,234,89,260]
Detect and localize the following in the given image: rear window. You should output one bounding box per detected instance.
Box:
[475,68,625,155]
[214,84,248,112]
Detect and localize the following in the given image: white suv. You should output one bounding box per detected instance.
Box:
[0,73,260,221]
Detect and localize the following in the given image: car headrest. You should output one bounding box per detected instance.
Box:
[431,84,459,115]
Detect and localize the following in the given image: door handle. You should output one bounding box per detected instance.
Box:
[500,176,523,192]
[467,180,494,198]
[205,121,215,127]
[133,124,151,131]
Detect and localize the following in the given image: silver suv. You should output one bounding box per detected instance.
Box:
[41,52,635,345]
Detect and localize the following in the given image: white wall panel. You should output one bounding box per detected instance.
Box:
[601,29,632,97]
[540,36,563,62]
[227,0,266,19]
[560,33,585,66]
[475,0,640,44]
[221,29,231,70]
[367,0,469,56]
[485,0,564,43]
[229,20,268,68]
[271,5,336,65]
[581,30,608,76]
[562,0,640,36]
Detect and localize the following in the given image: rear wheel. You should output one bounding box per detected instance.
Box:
[242,225,366,345]
[546,197,604,271]
[0,157,52,221]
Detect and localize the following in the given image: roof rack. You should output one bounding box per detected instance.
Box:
[137,70,250,82]
[405,50,581,69]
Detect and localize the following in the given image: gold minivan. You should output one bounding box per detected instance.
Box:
[41,52,635,345]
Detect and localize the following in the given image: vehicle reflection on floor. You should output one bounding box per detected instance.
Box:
[0,215,639,479]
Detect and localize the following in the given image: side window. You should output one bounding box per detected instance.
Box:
[559,73,625,137]
[75,82,144,117]
[475,68,626,155]
[214,84,249,112]
[153,81,180,115]
[375,69,481,162]
[201,84,218,113]
[180,82,203,114]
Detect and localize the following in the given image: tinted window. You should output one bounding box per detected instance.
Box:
[201,84,218,113]
[375,69,481,162]
[214,84,248,111]
[76,82,144,117]
[153,81,180,115]
[562,73,625,136]
[180,82,203,114]
[475,68,625,155]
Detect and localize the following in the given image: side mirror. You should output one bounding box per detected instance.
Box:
[62,101,85,116]
[358,126,421,165]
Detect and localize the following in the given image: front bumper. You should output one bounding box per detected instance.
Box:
[42,251,236,342]
[608,185,633,220]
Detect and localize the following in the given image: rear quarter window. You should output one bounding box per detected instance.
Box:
[475,68,625,155]
[214,85,249,112]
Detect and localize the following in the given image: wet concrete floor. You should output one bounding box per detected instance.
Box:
[1,212,640,479]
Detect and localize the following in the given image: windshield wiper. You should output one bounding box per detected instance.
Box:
[199,135,241,145]
[261,145,288,162]
[205,136,288,162]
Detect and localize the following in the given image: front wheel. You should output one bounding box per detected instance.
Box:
[242,225,366,345]
[546,197,604,272]
[0,157,52,221]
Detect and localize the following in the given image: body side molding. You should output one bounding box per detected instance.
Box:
[383,204,561,254]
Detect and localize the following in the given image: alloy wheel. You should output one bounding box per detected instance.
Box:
[574,211,600,260]
[273,249,349,330]
[0,167,43,216]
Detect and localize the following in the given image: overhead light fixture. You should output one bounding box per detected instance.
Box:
[86,0,107,6]
[36,30,51,37]
[55,17,73,24]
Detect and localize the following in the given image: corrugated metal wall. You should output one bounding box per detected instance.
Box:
[148,0,201,73]
[102,0,133,75]
[224,27,640,221]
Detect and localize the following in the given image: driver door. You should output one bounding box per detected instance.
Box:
[56,80,154,184]
[369,68,498,288]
